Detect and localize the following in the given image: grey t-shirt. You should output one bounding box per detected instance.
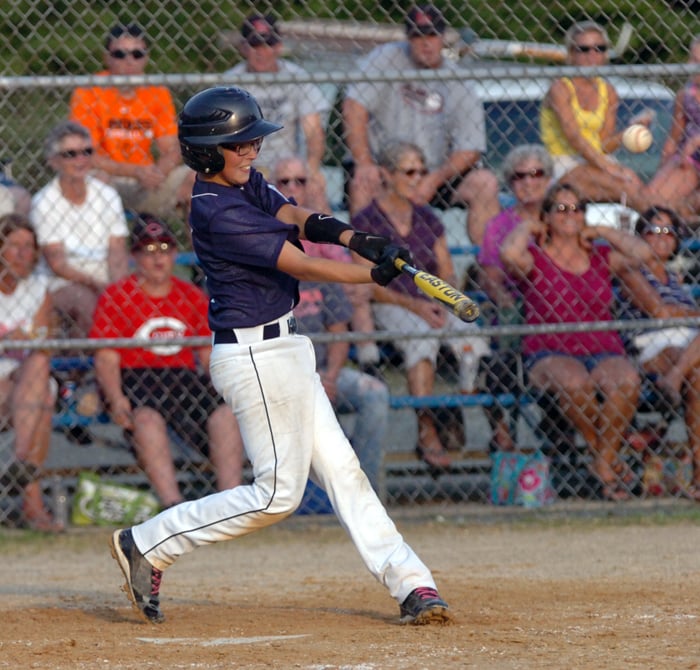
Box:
[345,42,486,169]
[224,60,332,172]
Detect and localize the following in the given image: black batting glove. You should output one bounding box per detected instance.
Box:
[370,245,412,286]
[348,232,393,263]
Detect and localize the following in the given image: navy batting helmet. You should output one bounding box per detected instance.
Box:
[178,86,282,174]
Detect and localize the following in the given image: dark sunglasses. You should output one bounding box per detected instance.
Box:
[277,177,307,187]
[511,168,546,182]
[58,147,94,159]
[219,138,264,157]
[109,48,147,59]
[397,168,428,177]
[572,44,608,54]
[247,34,280,47]
[551,202,584,214]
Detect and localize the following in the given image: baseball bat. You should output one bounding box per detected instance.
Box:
[393,258,480,323]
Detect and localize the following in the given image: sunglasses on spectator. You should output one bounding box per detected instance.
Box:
[58,147,94,159]
[277,177,307,187]
[219,138,264,157]
[247,34,280,47]
[551,202,584,214]
[109,48,147,59]
[644,224,675,236]
[396,168,428,177]
[572,44,608,54]
[511,168,546,182]
[138,242,174,254]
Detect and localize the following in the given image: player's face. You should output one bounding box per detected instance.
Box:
[408,34,444,69]
[208,141,263,186]
[105,35,149,75]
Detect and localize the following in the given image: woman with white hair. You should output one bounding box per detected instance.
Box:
[29,120,129,337]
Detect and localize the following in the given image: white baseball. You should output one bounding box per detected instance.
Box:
[622,124,653,153]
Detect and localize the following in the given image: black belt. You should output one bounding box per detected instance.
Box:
[214,317,297,345]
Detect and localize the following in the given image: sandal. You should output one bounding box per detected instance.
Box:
[23,508,65,534]
[681,483,700,502]
[593,459,631,502]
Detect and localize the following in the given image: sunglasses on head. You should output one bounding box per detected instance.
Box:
[109,48,147,59]
[551,202,584,214]
[58,147,94,159]
[511,168,546,182]
[277,177,307,187]
[572,44,608,54]
[396,167,428,177]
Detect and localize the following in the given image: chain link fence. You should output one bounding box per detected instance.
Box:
[2,2,700,526]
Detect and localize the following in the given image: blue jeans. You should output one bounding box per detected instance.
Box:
[336,367,389,497]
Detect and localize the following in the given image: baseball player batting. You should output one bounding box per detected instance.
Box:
[110,85,453,626]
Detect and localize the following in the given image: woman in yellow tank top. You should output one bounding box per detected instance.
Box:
[540,21,651,213]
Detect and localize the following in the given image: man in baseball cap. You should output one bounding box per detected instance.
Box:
[130,212,178,252]
[405,4,446,37]
[241,13,281,47]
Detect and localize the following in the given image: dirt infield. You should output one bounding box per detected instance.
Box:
[1,504,700,669]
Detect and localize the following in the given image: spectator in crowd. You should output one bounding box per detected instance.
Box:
[500,182,652,500]
[30,120,129,337]
[90,214,243,508]
[615,206,700,498]
[69,22,193,221]
[351,140,489,469]
[0,214,59,531]
[540,20,652,213]
[477,144,554,452]
[271,155,382,376]
[294,268,389,496]
[342,4,500,246]
[646,37,700,222]
[224,14,331,196]
[0,160,31,217]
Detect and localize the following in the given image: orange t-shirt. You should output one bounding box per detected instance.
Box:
[69,71,178,166]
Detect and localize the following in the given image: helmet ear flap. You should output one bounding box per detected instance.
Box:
[180,142,225,174]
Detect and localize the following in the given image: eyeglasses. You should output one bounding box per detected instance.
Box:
[58,147,94,159]
[511,168,546,182]
[644,225,675,236]
[396,168,428,177]
[572,44,608,54]
[219,138,264,157]
[277,177,307,187]
[109,48,147,59]
[551,202,584,214]
[137,242,174,254]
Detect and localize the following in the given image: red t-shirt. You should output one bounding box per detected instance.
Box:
[89,274,211,369]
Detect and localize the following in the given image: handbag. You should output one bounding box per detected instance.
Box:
[71,471,160,526]
[490,450,555,507]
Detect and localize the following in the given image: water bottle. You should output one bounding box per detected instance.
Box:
[60,380,77,411]
[460,344,479,394]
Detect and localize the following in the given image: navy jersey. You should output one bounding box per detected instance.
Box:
[190,168,302,329]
